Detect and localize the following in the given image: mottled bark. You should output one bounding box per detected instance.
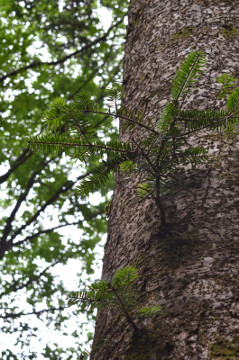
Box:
[91,1,239,359]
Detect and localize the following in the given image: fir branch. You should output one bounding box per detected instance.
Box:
[28,138,134,155]
[83,110,160,135]
[108,283,140,333]
[170,109,239,139]
[26,51,239,230]
[67,107,93,146]
[172,50,206,102]
[131,138,157,176]
[78,155,128,196]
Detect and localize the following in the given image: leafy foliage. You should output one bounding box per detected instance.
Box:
[0,0,129,358]
[28,50,239,227]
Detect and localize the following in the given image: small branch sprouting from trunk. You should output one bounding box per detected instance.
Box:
[108,283,140,334]
[155,176,166,226]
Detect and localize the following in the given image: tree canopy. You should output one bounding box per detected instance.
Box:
[0,1,128,358]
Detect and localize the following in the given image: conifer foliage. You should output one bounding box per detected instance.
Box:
[68,266,162,358]
[28,51,239,225]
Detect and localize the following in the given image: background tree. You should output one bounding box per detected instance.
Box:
[89,1,239,359]
[0,1,128,359]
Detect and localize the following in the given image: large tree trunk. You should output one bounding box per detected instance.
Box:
[91,1,239,359]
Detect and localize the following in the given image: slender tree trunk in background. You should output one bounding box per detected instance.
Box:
[91,1,239,359]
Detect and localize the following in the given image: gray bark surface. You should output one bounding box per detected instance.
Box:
[91,1,239,359]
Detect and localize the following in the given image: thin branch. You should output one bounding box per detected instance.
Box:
[0,149,32,184]
[70,296,112,306]
[0,261,61,298]
[13,210,101,248]
[0,170,39,258]
[169,109,239,140]
[13,221,82,247]
[0,170,90,261]
[67,67,101,101]
[7,173,89,246]
[0,17,126,84]
[0,156,56,259]
[67,108,93,146]
[94,59,124,106]
[83,110,160,135]
[108,283,139,333]
[131,138,157,175]
[67,43,120,101]
[0,304,73,319]
[155,176,166,226]
[28,139,135,155]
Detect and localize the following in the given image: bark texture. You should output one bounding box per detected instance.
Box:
[91,1,239,359]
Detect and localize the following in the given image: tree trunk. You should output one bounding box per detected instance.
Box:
[91,1,239,359]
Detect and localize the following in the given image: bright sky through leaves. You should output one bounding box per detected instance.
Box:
[0,0,128,358]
